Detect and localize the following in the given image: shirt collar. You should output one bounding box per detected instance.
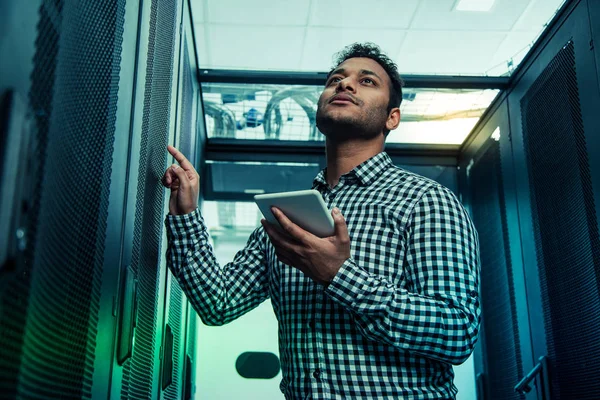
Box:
[312,152,393,189]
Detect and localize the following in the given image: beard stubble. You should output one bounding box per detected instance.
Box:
[316,99,388,141]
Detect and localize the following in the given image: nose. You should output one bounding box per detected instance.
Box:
[335,77,355,93]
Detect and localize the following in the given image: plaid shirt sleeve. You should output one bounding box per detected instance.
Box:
[165,208,270,326]
[325,185,481,365]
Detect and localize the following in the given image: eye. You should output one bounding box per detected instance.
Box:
[327,76,342,85]
[361,78,375,85]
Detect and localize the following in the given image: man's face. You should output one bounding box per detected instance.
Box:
[316,57,394,141]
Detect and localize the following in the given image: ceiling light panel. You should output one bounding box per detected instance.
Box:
[412,0,530,31]
[455,0,496,12]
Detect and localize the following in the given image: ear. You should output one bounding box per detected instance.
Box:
[386,107,401,131]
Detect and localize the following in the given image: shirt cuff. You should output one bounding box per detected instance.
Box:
[324,258,376,310]
[165,208,205,239]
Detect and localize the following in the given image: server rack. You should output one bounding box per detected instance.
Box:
[462,0,600,398]
[0,0,199,398]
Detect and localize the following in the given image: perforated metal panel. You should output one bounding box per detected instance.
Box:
[0,0,125,398]
[184,306,197,400]
[0,1,59,395]
[470,140,524,400]
[163,281,183,399]
[521,40,600,399]
[178,36,194,160]
[120,0,178,397]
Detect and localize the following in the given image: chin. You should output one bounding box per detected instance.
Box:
[317,115,383,142]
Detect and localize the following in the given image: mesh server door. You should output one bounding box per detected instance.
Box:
[467,140,525,400]
[182,301,198,400]
[0,1,41,396]
[508,1,600,398]
[160,1,198,396]
[110,0,183,398]
[160,277,187,399]
[0,0,133,398]
[460,99,535,400]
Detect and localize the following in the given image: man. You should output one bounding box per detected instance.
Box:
[162,43,480,399]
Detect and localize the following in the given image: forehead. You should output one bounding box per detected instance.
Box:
[335,57,391,84]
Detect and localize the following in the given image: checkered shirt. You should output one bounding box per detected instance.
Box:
[165,152,481,399]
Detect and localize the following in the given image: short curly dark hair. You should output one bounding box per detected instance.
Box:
[327,42,404,112]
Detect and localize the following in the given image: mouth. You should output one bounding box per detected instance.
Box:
[329,94,357,105]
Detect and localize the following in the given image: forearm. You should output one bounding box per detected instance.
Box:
[165,209,269,326]
[326,259,479,364]
[326,259,480,364]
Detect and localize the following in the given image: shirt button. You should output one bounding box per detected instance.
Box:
[308,320,314,328]
[313,369,320,379]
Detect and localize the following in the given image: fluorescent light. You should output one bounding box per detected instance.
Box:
[455,0,496,12]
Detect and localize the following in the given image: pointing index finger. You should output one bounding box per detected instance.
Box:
[167,145,194,172]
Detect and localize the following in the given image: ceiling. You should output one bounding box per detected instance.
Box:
[190,0,566,76]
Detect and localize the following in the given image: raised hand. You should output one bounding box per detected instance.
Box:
[161,145,200,215]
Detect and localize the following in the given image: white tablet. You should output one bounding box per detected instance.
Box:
[254,189,335,238]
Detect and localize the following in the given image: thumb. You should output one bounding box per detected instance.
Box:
[332,208,349,239]
[171,165,190,189]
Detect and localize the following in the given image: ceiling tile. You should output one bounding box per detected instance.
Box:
[489,30,540,69]
[512,0,566,30]
[411,0,532,31]
[309,0,420,29]
[207,25,305,70]
[194,24,211,66]
[191,0,566,76]
[397,30,507,75]
[300,27,406,71]
[207,0,311,26]
[190,0,204,22]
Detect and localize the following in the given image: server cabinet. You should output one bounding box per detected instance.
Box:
[505,0,600,398]
[159,0,201,398]
[460,98,536,400]
[460,0,600,398]
[0,0,143,398]
[0,1,42,396]
[182,301,199,400]
[158,0,188,398]
[109,0,184,398]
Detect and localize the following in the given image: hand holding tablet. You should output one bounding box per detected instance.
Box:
[254,190,335,238]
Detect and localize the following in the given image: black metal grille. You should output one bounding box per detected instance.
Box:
[178,36,194,160]
[521,40,600,399]
[0,0,125,398]
[164,281,183,399]
[0,2,60,396]
[470,140,524,400]
[26,0,61,273]
[120,0,178,397]
[185,305,197,400]
[187,305,197,366]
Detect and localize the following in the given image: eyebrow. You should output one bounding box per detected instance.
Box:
[328,68,382,82]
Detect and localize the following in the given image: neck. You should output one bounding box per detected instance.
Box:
[324,136,385,188]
